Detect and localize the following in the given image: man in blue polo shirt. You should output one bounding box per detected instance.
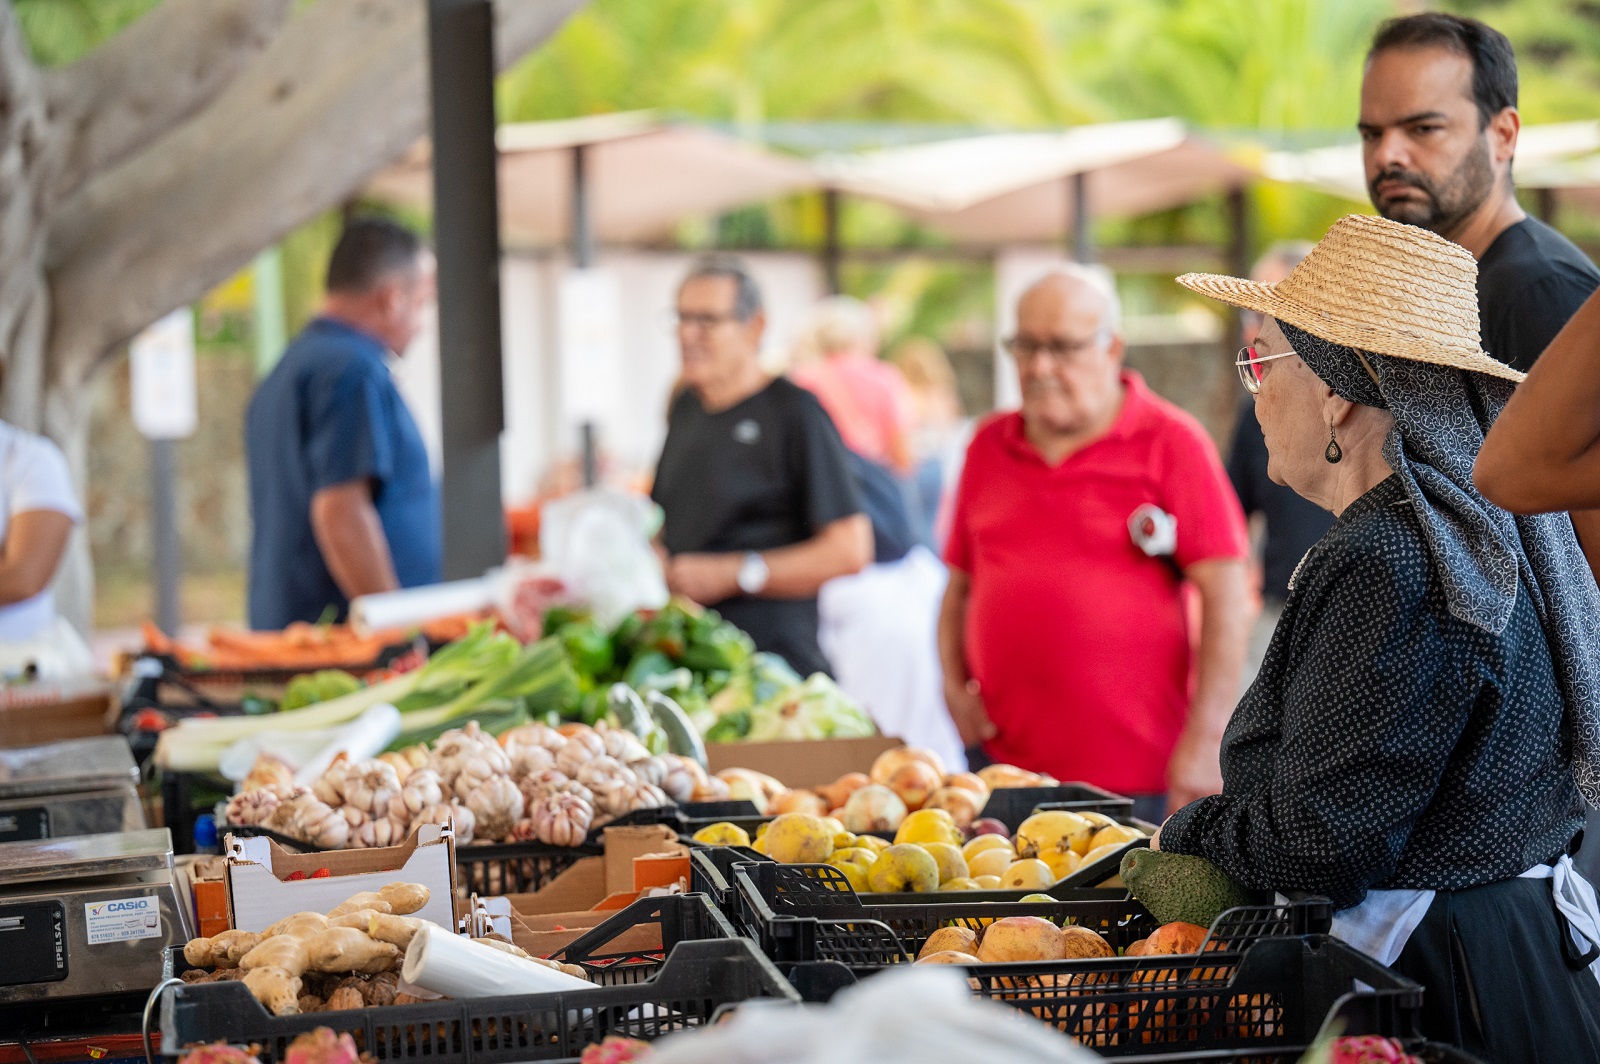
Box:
[245,218,440,628]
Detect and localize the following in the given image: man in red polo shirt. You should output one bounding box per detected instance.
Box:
[938,267,1251,819]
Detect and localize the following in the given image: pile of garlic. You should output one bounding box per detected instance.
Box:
[225,721,714,849]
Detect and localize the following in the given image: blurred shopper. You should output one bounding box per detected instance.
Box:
[1225,243,1334,680]
[652,256,871,677]
[792,296,915,474]
[939,266,1250,818]
[892,337,974,550]
[245,218,439,629]
[0,416,88,677]
[1477,287,1600,580]
[1362,12,1599,376]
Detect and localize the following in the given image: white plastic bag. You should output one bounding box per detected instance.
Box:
[538,488,668,629]
[646,967,1103,1064]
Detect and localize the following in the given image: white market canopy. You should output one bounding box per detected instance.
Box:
[367,111,817,246]
[1262,120,1600,201]
[814,118,1256,244]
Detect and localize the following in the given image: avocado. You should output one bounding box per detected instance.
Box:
[1120,849,1271,930]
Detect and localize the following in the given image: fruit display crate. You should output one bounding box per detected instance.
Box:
[158,932,798,1062]
[979,782,1133,832]
[731,860,1333,977]
[546,892,743,980]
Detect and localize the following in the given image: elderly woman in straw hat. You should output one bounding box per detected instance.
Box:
[1155,214,1600,1058]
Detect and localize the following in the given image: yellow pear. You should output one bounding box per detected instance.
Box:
[764,813,836,864]
[1040,848,1082,882]
[853,834,891,854]
[691,822,751,847]
[1015,811,1096,858]
[962,834,1014,862]
[967,847,1016,879]
[1001,858,1056,891]
[941,877,981,891]
[919,842,970,885]
[894,808,964,847]
[1081,841,1135,866]
[867,844,941,893]
[1089,824,1144,850]
[972,875,1003,889]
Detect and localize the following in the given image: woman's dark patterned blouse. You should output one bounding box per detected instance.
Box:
[1160,476,1583,910]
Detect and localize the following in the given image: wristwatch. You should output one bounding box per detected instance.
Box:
[736,552,770,595]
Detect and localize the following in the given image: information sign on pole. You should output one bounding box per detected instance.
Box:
[130,308,198,440]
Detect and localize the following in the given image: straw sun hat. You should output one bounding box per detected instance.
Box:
[1177,213,1523,383]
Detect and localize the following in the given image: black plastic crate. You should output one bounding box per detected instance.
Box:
[158,937,799,1062]
[980,782,1134,832]
[953,935,1421,1059]
[546,892,740,984]
[732,860,1332,976]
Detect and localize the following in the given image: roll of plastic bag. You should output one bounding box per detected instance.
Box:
[217,704,401,784]
[402,924,592,998]
[350,579,496,636]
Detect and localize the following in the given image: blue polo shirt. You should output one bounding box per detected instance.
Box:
[245,318,441,629]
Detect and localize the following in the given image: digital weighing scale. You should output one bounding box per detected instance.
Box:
[0,828,189,1005]
[0,735,144,843]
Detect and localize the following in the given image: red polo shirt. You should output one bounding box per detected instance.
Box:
[945,372,1247,795]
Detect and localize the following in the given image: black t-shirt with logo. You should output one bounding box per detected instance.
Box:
[1478,216,1600,372]
[651,377,863,676]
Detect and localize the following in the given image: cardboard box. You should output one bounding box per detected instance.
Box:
[0,682,115,748]
[510,908,668,959]
[707,734,902,788]
[503,824,686,922]
[224,821,457,932]
[179,854,232,938]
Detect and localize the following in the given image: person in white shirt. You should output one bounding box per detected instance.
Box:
[0,420,87,676]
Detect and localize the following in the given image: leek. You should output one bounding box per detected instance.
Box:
[154,623,516,772]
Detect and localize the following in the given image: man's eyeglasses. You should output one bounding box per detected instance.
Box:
[1002,332,1109,363]
[666,309,744,331]
[1235,346,1296,394]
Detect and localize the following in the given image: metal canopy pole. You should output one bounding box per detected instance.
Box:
[571,142,599,489]
[1070,172,1093,264]
[427,0,507,578]
[822,188,843,295]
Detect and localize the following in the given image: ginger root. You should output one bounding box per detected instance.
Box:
[212,929,263,965]
[472,937,533,960]
[306,927,401,974]
[368,913,426,950]
[263,912,329,939]
[326,882,428,920]
[184,937,218,968]
[329,909,380,930]
[326,892,393,920]
[243,966,302,1015]
[239,934,310,974]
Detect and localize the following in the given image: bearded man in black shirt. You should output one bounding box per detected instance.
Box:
[651,256,871,677]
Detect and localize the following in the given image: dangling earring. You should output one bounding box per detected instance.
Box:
[1325,424,1343,464]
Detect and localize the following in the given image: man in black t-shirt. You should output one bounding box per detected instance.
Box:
[651,256,871,676]
[1361,14,1600,374]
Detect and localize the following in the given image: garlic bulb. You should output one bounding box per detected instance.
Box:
[376,751,415,783]
[432,723,511,793]
[465,776,524,842]
[351,814,409,849]
[500,722,567,754]
[415,802,475,844]
[510,817,538,843]
[343,759,403,816]
[529,792,593,847]
[312,757,351,807]
[657,755,698,804]
[224,789,281,827]
[622,781,670,813]
[575,756,634,814]
[241,755,296,796]
[399,768,444,815]
[292,797,351,849]
[596,723,650,765]
[693,775,732,802]
[555,729,606,776]
[629,756,668,788]
[508,745,556,779]
[340,806,371,832]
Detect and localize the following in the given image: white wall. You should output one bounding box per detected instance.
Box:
[393,250,828,509]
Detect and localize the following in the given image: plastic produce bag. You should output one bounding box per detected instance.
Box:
[539,489,668,629]
[645,968,1103,1064]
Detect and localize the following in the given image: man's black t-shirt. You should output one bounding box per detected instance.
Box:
[1478,216,1600,372]
[652,377,863,676]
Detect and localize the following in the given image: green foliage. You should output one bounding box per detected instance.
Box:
[12,0,159,67]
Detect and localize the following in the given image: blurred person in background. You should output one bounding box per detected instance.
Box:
[939,265,1251,819]
[245,217,439,629]
[892,337,974,550]
[652,256,870,677]
[792,296,915,475]
[0,404,88,678]
[1225,243,1335,682]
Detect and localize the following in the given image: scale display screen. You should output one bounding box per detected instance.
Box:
[0,901,68,985]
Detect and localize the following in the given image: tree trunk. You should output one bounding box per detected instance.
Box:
[0,0,585,635]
